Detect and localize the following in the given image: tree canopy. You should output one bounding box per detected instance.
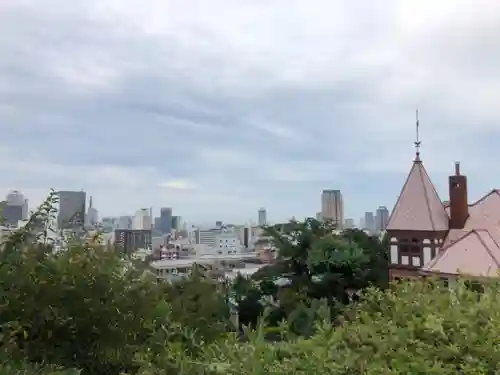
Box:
[2,194,497,374]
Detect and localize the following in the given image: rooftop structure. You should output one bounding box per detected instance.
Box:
[387,113,500,281]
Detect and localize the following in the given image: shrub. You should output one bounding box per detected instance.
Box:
[191,278,500,374]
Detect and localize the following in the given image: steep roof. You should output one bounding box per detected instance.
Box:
[386,158,449,231]
[421,229,500,277]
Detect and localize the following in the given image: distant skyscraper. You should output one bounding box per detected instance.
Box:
[114,229,152,253]
[133,208,152,230]
[315,212,322,221]
[171,215,181,231]
[344,218,355,229]
[57,191,86,230]
[117,216,132,229]
[364,211,375,232]
[258,207,267,226]
[0,201,23,227]
[321,190,344,228]
[159,207,172,234]
[5,190,28,220]
[375,206,389,232]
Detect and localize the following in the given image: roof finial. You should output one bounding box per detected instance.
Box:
[414,108,421,161]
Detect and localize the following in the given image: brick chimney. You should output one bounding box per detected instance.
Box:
[449,162,468,229]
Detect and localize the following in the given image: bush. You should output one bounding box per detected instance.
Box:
[0,195,198,375]
[190,278,500,374]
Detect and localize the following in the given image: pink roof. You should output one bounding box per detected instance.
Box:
[463,190,500,229]
[422,229,500,277]
[387,159,449,231]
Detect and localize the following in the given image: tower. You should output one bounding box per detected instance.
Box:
[386,112,449,279]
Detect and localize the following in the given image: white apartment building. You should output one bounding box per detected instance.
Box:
[133,209,152,230]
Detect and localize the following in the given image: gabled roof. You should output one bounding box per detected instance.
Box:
[421,229,500,277]
[386,159,449,231]
[463,189,500,229]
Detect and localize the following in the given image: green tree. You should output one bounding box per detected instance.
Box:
[253,219,388,328]
[162,265,231,342]
[190,278,500,374]
[0,193,196,375]
[230,274,264,331]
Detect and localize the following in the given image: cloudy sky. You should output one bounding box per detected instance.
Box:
[1,0,500,224]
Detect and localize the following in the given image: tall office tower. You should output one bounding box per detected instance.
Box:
[315,212,322,221]
[0,201,22,227]
[364,211,375,232]
[375,206,389,232]
[171,215,181,231]
[5,190,28,220]
[344,218,355,229]
[258,207,267,226]
[117,216,132,229]
[321,190,344,228]
[57,190,86,230]
[133,208,152,230]
[159,207,172,234]
[114,229,152,253]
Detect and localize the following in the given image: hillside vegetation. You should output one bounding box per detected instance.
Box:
[0,192,497,374]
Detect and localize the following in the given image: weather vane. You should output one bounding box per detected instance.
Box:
[414,109,421,160]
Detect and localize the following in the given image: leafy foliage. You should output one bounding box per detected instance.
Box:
[249,219,388,332]
[4,194,497,374]
[188,278,500,375]
[163,265,231,342]
[0,194,200,375]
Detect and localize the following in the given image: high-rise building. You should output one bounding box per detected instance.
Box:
[0,201,23,227]
[344,218,355,229]
[315,212,322,221]
[116,216,132,229]
[321,190,344,228]
[159,207,172,234]
[375,206,389,232]
[5,190,28,220]
[57,191,86,230]
[133,209,152,230]
[258,207,267,226]
[364,211,375,232]
[114,229,152,253]
[171,215,181,231]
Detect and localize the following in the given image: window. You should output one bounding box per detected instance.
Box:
[398,239,421,256]
[440,278,449,288]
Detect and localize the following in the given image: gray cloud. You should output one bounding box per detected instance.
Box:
[1,0,500,223]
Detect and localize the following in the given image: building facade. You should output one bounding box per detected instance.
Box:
[258,208,267,226]
[114,229,152,253]
[133,209,152,230]
[375,206,389,232]
[57,191,86,230]
[321,189,344,229]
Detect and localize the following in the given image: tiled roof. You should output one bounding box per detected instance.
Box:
[421,229,500,277]
[422,190,500,277]
[387,159,449,231]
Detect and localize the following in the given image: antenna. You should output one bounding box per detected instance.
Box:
[414,109,421,160]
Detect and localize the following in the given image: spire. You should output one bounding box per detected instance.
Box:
[89,196,93,209]
[387,155,449,232]
[414,109,421,161]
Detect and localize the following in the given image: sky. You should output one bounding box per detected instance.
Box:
[1,0,500,225]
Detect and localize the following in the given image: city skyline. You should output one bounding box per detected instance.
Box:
[2,1,500,222]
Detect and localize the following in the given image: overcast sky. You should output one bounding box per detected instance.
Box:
[1,0,500,224]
